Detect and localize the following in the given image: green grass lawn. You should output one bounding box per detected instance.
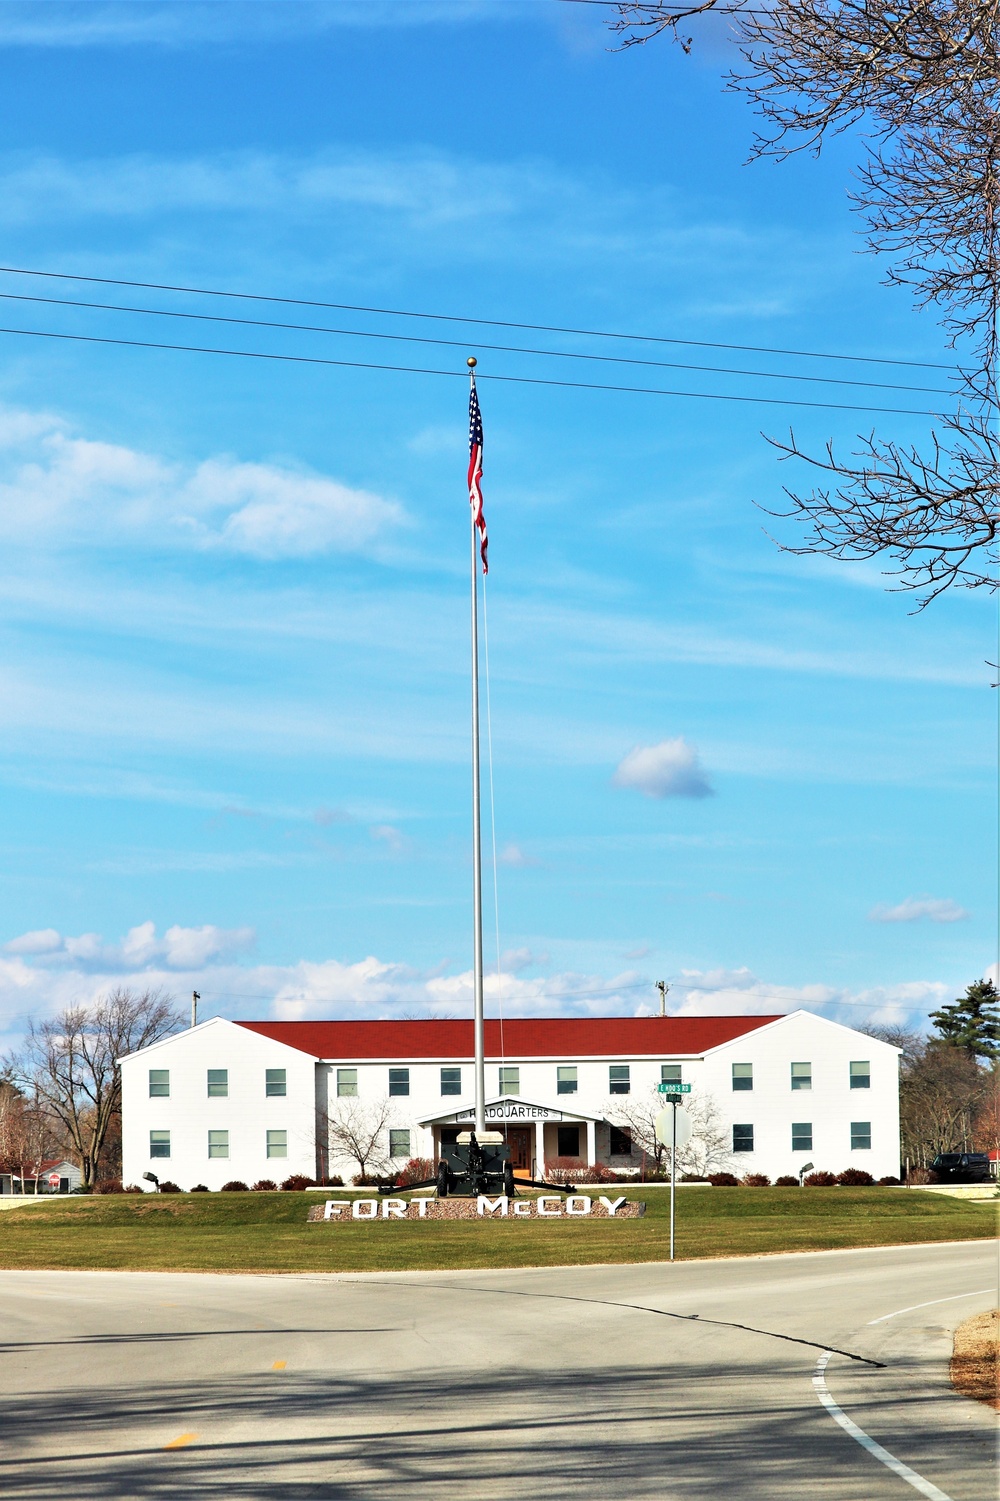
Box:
[0,1187,995,1273]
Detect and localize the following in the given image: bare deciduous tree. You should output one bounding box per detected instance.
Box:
[0,1080,61,1193]
[677,1093,734,1176]
[321,1096,399,1181]
[593,0,1000,608]
[4,988,182,1190]
[605,1086,671,1171]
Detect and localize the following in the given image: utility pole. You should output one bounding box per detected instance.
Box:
[191,991,200,1029]
[656,980,669,1017]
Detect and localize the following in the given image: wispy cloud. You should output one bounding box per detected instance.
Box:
[0,408,405,559]
[613,737,714,799]
[3,920,255,971]
[868,896,970,924]
[498,842,539,868]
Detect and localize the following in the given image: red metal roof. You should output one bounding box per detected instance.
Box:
[236,1015,781,1060]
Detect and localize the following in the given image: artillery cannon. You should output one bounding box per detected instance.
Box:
[378,1130,575,1197]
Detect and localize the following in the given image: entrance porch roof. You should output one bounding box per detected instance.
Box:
[418,1094,604,1127]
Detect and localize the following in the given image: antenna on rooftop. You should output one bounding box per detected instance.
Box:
[656,980,669,1017]
[191,990,200,1029]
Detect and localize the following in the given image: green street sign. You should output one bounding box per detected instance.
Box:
[658,1082,691,1094]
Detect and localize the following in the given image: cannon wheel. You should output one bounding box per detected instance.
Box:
[503,1162,515,1198]
[436,1161,450,1198]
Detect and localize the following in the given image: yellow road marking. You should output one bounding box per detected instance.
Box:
[164,1433,198,1449]
[272,1360,287,1370]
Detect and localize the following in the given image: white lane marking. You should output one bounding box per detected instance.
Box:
[813,1352,953,1501]
[867,1288,995,1325]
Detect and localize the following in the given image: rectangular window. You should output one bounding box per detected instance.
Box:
[388,1068,410,1097]
[732,1063,753,1091]
[499,1066,519,1096]
[790,1062,812,1091]
[440,1066,461,1096]
[609,1125,632,1156]
[732,1124,754,1153]
[791,1122,813,1152]
[557,1065,578,1095]
[207,1068,228,1098]
[266,1129,287,1159]
[208,1129,229,1159]
[149,1129,170,1159]
[265,1068,286,1097]
[337,1068,358,1098]
[661,1064,682,1084]
[557,1124,581,1158]
[851,1121,872,1151]
[609,1065,630,1095]
[148,1069,169,1098]
[850,1061,871,1090]
[389,1129,411,1159]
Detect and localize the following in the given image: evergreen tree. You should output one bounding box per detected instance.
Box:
[929,980,1000,1060]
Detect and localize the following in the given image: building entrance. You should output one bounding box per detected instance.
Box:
[505,1126,532,1174]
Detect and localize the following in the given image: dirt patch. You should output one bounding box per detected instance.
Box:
[951,1309,999,1410]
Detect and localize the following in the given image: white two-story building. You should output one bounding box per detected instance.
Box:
[120,1010,901,1189]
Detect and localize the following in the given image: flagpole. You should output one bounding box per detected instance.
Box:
[468,357,486,1134]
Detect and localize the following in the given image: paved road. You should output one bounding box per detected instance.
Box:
[0,1241,995,1499]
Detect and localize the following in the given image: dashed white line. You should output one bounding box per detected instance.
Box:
[813,1351,953,1501]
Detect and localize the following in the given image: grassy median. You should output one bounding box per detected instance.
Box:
[0,1186,995,1273]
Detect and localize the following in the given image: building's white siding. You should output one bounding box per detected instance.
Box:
[121,1018,317,1190]
[120,1011,901,1188]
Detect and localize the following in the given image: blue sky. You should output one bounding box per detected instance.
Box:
[0,0,994,1051]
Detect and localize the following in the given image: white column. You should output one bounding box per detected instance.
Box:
[534,1119,546,1177]
[585,1118,596,1166]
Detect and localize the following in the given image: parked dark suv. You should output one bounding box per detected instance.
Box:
[930,1152,992,1184]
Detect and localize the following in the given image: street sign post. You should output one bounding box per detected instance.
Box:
[658,1082,691,1093]
[654,1097,693,1260]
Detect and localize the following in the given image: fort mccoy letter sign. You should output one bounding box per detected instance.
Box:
[308,1195,646,1222]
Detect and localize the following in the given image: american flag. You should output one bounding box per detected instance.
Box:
[468,376,488,575]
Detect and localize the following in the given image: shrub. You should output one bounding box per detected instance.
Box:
[544,1156,587,1185]
[804,1171,837,1187]
[836,1168,875,1186]
[320,1176,344,1187]
[680,1174,708,1183]
[579,1161,619,1184]
[94,1179,124,1194]
[878,1175,901,1186]
[252,1179,277,1192]
[907,1165,933,1185]
[707,1172,740,1187]
[190,1183,210,1192]
[281,1174,315,1191]
[157,1181,181,1194]
[774,1175,799,1187]
[122,1184,143,1194]
[395,1158,435,1187]
[741,1173,771,1187]
[351,1174,381,1187]
[221,1180,249,1192]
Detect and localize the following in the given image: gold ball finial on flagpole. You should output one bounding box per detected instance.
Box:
[467,356,477,368]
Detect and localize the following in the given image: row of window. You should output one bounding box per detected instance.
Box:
[149,1068,287,1099]
[148,1127,416,1162]
[732,1122,872,1153]
[150,1059,873,1102]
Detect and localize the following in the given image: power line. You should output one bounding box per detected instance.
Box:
[0,288,953,396]
[0,323,938,415]
[0,262,955,372]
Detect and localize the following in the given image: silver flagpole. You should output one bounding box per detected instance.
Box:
[469,359,486,1134]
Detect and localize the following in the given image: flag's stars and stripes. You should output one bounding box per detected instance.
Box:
[468,376,488,574]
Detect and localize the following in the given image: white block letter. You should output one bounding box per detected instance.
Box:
[565,1195,591,1216]
[537,1196,562,1217]
[513,1199,532,1216]
[598,1196,627,1217]
[382,1198,407,1219]
[478,1196,508,1217]
[323,1201,347,1220]
[352,1198,378,1219]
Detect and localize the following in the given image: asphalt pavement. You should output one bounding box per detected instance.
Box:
[0,1239,995,1499]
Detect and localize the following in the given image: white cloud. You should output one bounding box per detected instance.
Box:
[370,824,407,854]
[2,921,256,974]
[613,737,714,799]
[868,896,970,924]
[0,410,404,560]
[498,842,539,868]
[663,967,953,1031]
